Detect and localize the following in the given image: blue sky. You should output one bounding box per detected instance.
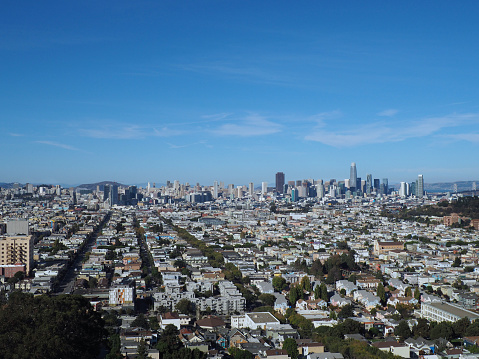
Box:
[2,1,479,186]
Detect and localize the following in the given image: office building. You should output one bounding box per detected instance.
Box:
[109,184,119,205]
[261,182,268,195]
[275,172,285,194]
[349,162,357,190]
[373,179,380,192]
[382,178,389,195]
[417,175,424,198]
[291,188,299,202]
[213,181,219,199]
[248,182,254,196]
[366,174,372,194]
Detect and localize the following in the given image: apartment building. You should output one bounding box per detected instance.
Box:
[0,235,34,276]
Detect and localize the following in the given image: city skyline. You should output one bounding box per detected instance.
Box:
[2,2,479,185]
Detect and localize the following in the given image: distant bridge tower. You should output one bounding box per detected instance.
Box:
[453,183,458,193]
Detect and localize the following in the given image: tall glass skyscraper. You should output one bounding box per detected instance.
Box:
[366,174,372,194]
[275,172,285,194]
[417,174,424,198]
[349,162,357,190]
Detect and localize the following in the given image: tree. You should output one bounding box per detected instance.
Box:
[136,339,150,359]
[0,292,106,359]
[156,324,182,355]
[175,299,194,315]
[453,317,470,338]
[338,304,354,319]
[395,320,412,341]
[282,338,299,359]
[452,257,462,267]
[314,284,321,300]
[320,282,329,302]
[228,347,253,359]
[131,313,150,329]
[377,283,386,306]
[289,286,299,306]
[430,321,454,340]
[258,293,276,307]
[272,276,287,292]
[412,318,430,338]
[414,287,421,301]
[301,276,311,292]
[404,287,412,297]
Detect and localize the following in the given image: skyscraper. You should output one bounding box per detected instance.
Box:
[110,184,119,205]
[249,182,254,196]
[275,172,285,194]
[366,174,372,194]
[350,162,357,190]
[213,180,218,199]
[417,175,424,198]
[261,182,268,195]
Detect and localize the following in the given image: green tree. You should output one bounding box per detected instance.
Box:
[301,276,311,292]
[377,283,386,306]
[404,287,412,297]
[131,313,150,329]
[395,320,412,341]
[106,334,122,359]
[453,317,470,338]
[320,282,329,302]
[289,286,299,306]
[156,324,182,355]
[282,338,299,359]
[0,292,105,359]
[136,339,150,359]
[414,287,421,301]
[272,276,287,292]
[258,293,276,307]
[338,304,354,319]
[452,257,462,267]
[314,284,321,300]
[412,318,430,338]
[228,347,253,359]
[430,321,454,340]
[175,299,194,315]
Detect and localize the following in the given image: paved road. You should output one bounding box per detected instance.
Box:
[55,211,111,294]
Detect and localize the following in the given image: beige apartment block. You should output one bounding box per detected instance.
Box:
[0,235,34,275]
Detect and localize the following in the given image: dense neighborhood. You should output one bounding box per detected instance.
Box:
[1,182,479,359]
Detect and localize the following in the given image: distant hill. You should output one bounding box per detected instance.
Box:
[425,181,478,193]
[75,181,127,191]
[0,183,18,189]
[391,180,478,193]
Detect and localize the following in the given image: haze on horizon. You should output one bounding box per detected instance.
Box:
[1,1,479,185]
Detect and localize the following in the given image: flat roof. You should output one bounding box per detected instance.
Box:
[246,312,279,324]
[425,302,479,320]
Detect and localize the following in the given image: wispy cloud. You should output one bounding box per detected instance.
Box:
[79,123,183,139]
[179,62,294,85]
[9,133,23,137]
[445,133,479,143]
[305,113,479,147]
[166,140,211,149]
[212,114,281,137]
[35,141,80,151]
[79,124,146,139]
[201,113,232,122]
[377,109,398,117]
